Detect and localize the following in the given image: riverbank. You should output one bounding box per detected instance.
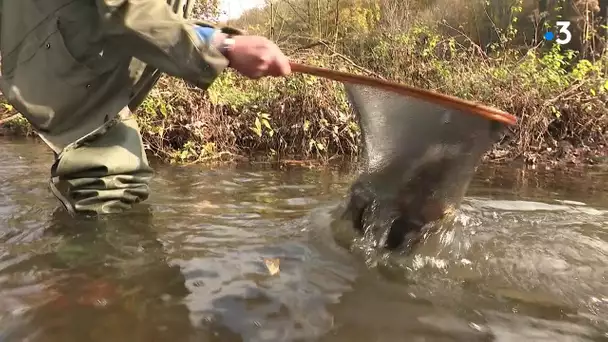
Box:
[139,50,607,168]
[1,40,606,168]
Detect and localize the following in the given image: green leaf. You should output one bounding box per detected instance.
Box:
[261,119,272,131]
[551,105,561,119]
[303,120,310,132]
[160,103,167,117]
[308,139,315,150]
[254,117,262,137]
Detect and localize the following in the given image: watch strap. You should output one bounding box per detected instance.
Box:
[219,34,236,61]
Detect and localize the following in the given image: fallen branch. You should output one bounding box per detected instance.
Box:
[0,113,22,125]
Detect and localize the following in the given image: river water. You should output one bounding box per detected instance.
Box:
[0,138,607,342]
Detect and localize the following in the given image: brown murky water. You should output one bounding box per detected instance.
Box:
[1,138,607,342]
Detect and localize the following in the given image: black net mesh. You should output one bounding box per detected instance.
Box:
[340,83,509,251]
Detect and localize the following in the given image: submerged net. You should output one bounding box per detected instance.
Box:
[339,82,511,251]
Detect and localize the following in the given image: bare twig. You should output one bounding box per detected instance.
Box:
[288,37,385,79]
[439,21,490,60]
[0,113,22,125]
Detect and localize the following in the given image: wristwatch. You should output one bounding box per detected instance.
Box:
[219,34,236,60]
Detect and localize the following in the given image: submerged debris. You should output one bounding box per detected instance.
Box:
[263,258,280,276]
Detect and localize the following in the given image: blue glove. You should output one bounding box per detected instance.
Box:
[194,26,216,43]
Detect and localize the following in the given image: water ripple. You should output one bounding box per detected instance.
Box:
[0,139,607,341]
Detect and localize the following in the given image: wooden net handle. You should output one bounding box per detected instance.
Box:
[289,62,517,126]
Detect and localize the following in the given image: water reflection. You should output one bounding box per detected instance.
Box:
[0,206,207,341]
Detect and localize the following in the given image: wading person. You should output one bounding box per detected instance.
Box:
[0,0,291,216]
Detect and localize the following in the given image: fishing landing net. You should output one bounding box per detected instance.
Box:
[345,83,509,248]
[290,63,517,250]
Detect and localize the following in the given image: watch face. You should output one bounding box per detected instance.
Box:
[225,38,236,47]
[220,38,235,57]
[222,38,236,54]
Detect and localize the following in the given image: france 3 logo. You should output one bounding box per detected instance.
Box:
[543,21,573,45]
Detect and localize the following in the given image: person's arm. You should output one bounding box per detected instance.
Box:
[193,26,233,61]
[96,0,232,89]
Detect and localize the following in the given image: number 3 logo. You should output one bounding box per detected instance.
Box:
[555,21,572,45]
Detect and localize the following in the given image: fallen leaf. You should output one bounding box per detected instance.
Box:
[198,200,219,209]
[263,258,280,276]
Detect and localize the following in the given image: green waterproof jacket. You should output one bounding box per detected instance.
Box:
[0,0,241,153]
